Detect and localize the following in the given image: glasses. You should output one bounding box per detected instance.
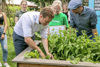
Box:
[54,7,60,10]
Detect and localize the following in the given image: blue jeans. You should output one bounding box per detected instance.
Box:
[13,31,35,56]
[0,26,8,62]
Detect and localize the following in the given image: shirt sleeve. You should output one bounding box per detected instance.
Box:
[15,11,19,17]
[21,14,32,37]
[40,26,48,39]
[90,11,97,29]
[63,15,69,28]
[70,11,77,28]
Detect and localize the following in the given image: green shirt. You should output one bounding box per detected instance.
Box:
[15,10,27,20]
[49,13,69,28]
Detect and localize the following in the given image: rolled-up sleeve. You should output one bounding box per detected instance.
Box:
[90,11,97,29]
[22,15,32,37]
[40,26,48,39]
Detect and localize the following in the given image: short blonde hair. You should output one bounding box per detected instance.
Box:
[52,0,62,12]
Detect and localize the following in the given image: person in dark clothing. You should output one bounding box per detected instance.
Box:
[68,0,97,39]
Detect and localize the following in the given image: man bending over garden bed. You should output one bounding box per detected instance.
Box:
[12,7,54,59]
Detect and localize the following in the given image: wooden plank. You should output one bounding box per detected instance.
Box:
[14,58,100,67]
[19,63,70,67]
[12,40,100,67]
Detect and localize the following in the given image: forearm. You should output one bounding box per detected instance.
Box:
[3,24,7,33]
[25,37,42,53]
[3,13,7,33]
[15,17,18,24]
[42,38,49,54]
[92,28,97,36]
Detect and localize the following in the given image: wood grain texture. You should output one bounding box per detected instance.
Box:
[19,63,70,67]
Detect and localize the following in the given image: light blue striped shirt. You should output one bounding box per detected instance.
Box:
[70,6,97,34]
[14,11,48,38]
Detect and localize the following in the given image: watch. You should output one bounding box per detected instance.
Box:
[3,33,5,35]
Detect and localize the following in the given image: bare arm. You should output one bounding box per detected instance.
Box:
[92,28,98,36]
[24,37,45,57]
[42,38,49,54]
[1,13,7,39]
[15,17,18,24]
[42,38,54,59]
[3,12,7,33]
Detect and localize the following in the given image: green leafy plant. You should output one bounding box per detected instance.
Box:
[24,27,100,64]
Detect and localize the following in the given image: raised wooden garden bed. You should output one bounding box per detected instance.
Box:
[12,40,100,67]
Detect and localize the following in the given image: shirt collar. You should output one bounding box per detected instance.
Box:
[20,10,27,13]
[35,13,40,24]
[80,6,86,15]
[35,12,49,26]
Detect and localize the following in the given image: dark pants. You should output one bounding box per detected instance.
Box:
[12,31,35,56]
[76,32,94,40]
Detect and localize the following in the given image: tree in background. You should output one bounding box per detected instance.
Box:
[28,0,70,11]
[28,0,53,11]
[28,0,88,11]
